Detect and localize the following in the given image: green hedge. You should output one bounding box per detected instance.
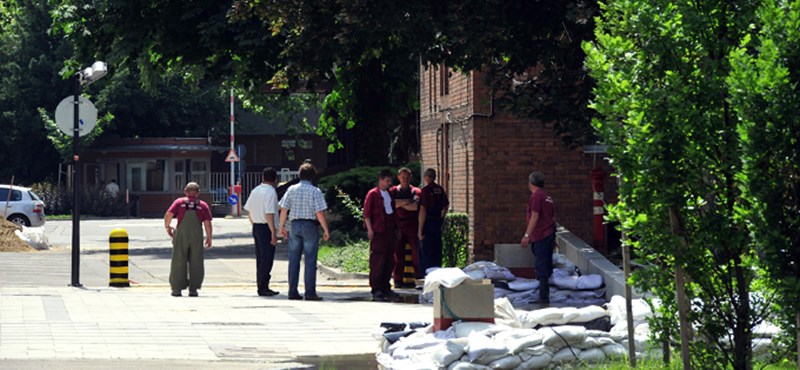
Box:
[442,212,470,268]
[319,239,370,273]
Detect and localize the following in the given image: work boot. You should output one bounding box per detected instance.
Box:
[189,289,198,297]
[171,290,182,297]
[538,278,550,304]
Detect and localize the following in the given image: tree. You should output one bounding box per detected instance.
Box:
[584,1,763,368]
[728,0,800,363]
[55,0,600,164]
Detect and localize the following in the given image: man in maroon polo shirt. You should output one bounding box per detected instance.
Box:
[164,182,213,297]
[364,169,398,301]
[389,167,422,287]
[520,171,556,304]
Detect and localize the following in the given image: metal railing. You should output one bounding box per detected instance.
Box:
[209,169,299,204]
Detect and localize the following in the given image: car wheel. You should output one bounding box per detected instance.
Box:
[7,214,30,227]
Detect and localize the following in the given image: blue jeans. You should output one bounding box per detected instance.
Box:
[531,232,556,302]
[419,219,443,275]
[288,220,320,297]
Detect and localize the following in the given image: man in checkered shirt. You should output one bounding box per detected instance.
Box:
[279,162,330,301]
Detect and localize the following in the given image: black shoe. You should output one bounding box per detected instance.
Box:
[258,289,279,297]
[188,290,198,297]
[304,295,323,301]
[384,290,400,299]
[372,292,388,302]
[171,290,182,297]
[288,294,303,300]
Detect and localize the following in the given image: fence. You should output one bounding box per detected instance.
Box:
[209,169,300,204]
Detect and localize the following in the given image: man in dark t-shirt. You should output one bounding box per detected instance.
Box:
[520,171,556,304]
[418,168,449,275]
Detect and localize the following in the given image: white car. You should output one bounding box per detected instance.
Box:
[0,185,46,227]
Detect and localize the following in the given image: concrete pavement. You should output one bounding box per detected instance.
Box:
[0,218,429,369]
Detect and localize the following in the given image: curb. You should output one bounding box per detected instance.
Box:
[317,263,369,280]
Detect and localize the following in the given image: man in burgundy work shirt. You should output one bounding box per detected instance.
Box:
[520,171,556,304]
[364,169,398,301]
[418,168,449,275]
[389,167,422,286]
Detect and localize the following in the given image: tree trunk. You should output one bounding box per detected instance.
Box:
[669,207,692,370]
[732,261,752,370]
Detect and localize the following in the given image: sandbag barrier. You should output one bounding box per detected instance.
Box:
[378,296,786,369]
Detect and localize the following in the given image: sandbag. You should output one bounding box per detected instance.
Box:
[484,265,516,281]
[572,305,608,323]
[453,322,500,338]
[520,307,563,328]
[502,331,543,354]
[448,361,490,370]
[551,347,582,364]
[602,343,627,359]
[540,326,587,349]
[576,274,603,290]
[466,270,486,280]
[487,354,521,369]
[507,278,539,291]
[466,332,508,362]
[578,347,607,363]
[424,268,470,293]
[552,307,580,325]
[433,341,467,367]
[493,298,521,328]
[513,353,552,370]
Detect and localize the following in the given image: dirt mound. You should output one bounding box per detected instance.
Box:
[0,219,34,252]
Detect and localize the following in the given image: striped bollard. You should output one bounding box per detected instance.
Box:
[402,243,416,285]
[109,228,130,287]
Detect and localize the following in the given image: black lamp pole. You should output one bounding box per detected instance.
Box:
[71,72,81,287]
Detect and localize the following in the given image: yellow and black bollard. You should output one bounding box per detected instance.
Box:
[402,243,416,286]
[109,228,130,287]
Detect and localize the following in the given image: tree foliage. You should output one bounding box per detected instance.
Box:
[728,0,800,361]
[584,0,765,368]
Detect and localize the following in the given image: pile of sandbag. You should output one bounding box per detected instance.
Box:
[377,298,638,369]
[420,256,606,307]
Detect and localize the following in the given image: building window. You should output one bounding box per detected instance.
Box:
[173,159,208,192]
[128,160,167,192]
[440,65,449,96]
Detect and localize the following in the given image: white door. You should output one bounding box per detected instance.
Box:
[127,164,146,192]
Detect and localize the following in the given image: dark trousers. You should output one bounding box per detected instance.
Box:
[419,219,443,275]
[393,221,421,281]
[253,223,276,293]
[369,224,396,295]
[531,232,556,301]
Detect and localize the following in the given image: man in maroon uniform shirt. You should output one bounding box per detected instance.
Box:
[418,168,449,275]
[364,169,399,301]
[520,171,556,304]
[389,167,421,287]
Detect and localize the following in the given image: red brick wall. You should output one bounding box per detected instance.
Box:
[419,66,617,261]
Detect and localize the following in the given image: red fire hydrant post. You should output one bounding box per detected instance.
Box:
[230,183,243,217]
[591,168,607,254]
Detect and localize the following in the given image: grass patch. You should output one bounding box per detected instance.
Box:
[319,239,370,273]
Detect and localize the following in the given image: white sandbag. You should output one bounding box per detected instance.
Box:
[634,322,651,338]
[551,347,581,364]
[434,341,466,367]
[513,353,552,370]
[17,226,49,250]
[424,268,470,293]
[484,265,516,281]
[453,322,501,338]
[520,344,554,357]
[540,326,587,349]
[520,307,563,328]
[474,352,508,365]
[602,343,627,359]
[578,347,607,363]
[631,298,653,322]
[552,254,575,273]
[507,278,539,291]
[569,288,606,299]
[466,270,486,280]
[505,290,535,306]
[553,307,581,325]
[419,291,434,305]
[487,354,521,369]
[573,336,602,350]
[753,322,781,338]
[609,321,628,341]
[572,305,608,323]
[466,332,508,362]
[463,261,494,272]
[494,288,513,299]
[449,361,490,370]
[503,331,544,354]
[550,272,580,290]
[493,298,521,328]
[586,329,611,338]
[576,274,603,290]
[607,295,626,325]
[752,337,776,358]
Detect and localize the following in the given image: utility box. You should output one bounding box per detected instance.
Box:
[433,279,495,331]
[494,243,537,278]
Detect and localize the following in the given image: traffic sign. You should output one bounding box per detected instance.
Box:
[224,148,240,162]
[228,194,239,205]
[55,96,98,137]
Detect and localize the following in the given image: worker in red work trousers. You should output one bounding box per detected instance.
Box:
[364,169,399,302]
[389,167,421,287]
[164,182,213,297]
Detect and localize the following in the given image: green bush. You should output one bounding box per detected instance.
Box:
[31,182,129,217]
[442,212,470,268]
[319,239,370,273]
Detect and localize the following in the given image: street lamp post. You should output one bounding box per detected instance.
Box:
[70,61,107,287]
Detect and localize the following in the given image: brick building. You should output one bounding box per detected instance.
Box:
[419,65,616,261]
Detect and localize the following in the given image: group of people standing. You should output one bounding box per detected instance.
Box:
[364,167,449,301]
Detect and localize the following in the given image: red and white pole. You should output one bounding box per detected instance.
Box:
[230,88,237,216]
[591,168,606,254]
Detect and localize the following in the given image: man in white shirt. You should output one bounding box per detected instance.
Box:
[244,167,279,297]
[105,179,120,197]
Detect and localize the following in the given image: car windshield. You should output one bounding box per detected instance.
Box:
[28,191,42,202]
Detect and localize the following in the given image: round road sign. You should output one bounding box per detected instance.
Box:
[54,96,98,137]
